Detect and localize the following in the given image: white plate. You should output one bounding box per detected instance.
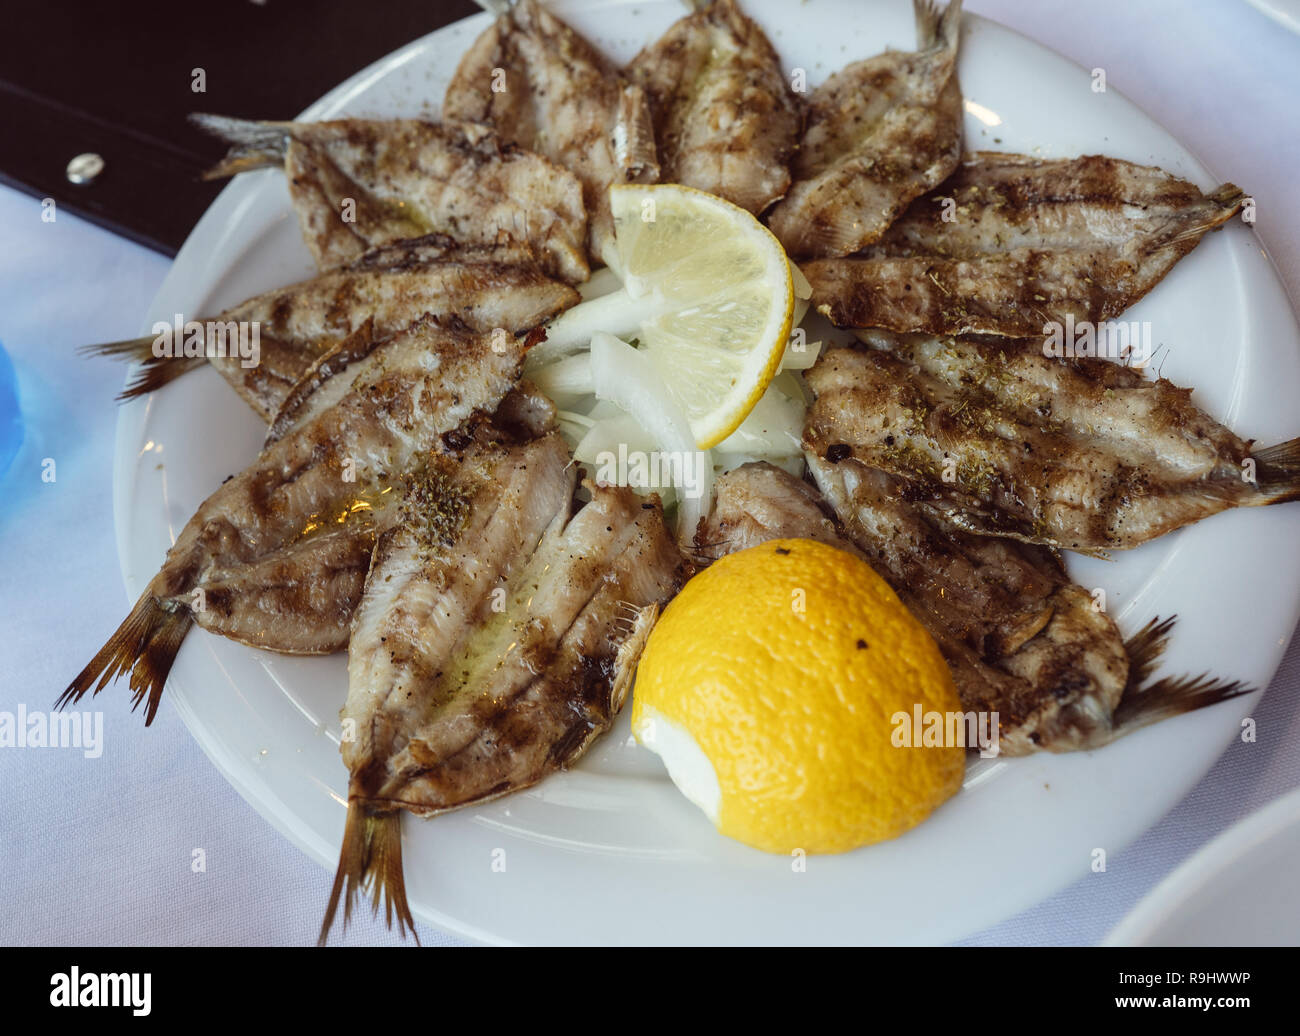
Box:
[1104,785,1300,945]
[113,0,1300,945]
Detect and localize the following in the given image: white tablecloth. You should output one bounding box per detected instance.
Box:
[2,0,1298,946]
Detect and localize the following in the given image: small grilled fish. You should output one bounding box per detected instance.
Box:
[443,0,659,263]
[767,0,963,258]
[803,333,1300,552]
[59,317,534,725]
[86,237,578,421]
[321,412,685,942]
[805,153,1246,335]
[698,461,1248,754]
[627,0,799,214]
[192,115,590,283]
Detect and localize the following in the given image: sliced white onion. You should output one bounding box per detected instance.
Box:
[779,335,822,371]
[790,261,813,300]
[578,266,624,301]
[573,413,658,466]
[715,382,804,458]
[589,332,713,543]
[528,353,595,402]
[529,290,662,368]
[791,295,810,329]
[713,451,805,480]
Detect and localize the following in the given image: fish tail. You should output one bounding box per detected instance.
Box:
[318,802,418,946]
[1112,616,1251,734]
[80,335,205,402]
[56,595,193,726]
[79,333,157,362]
[1251,437,1300,504]
[1159,183,1246,247]
[915,0,962,52]
[190,114,292,179]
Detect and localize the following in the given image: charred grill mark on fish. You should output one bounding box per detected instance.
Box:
[85,238,579,421]
[627,0,800,215]
[59,318,532,725]
[767,0,963,258]
[805,152,1246,336]
[321,410,686,941]
[443,0,659,263]
[699,461,1248,755]
[803,334,1300,551]
[192,115,591,283]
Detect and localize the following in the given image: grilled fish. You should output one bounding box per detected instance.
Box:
[87,237,578,421]
[443,0,659,263]
[627,0,799,214]
[767,0,963,258]
[805,153,1246,335]
[322,401,685,942]
[698,461,1248,754]
[192,114,590,283]
[803,334,1300,551]
[59,317,534,725]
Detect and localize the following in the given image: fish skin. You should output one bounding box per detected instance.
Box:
[803,333,1300,552]
[96,237,579,422]
[805,153,1246,336]
[767,0,963,258]
[443,0,659,263]
[193,114,590,283]
[699,461,1246,755]
[627,0,800,215]
[59,317,531,725]
[322,413,684,941]
[344,465,684,814]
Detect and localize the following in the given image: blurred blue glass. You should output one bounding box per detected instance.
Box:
[0,342,21,476]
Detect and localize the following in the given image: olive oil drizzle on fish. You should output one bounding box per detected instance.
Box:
[321,403,685,942]
[59,317,531,724]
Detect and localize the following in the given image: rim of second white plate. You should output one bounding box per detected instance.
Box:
[1103,784,1300,946]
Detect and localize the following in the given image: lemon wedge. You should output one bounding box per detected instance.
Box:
[633,538,966,854]
[532,184,795,449]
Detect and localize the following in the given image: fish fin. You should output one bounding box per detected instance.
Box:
[78,333,157,361]
[190,114,293,179]
[1111,616,1251,735]
[616,83,661,185]
[1206,182,1247,210]
[81,335,205,402]
[318,802,417,946]
[57,595,193,726]
[915,0,962,52]
[610,603,659,712]
[1251,437,1300,505]
[265,318,379,446]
